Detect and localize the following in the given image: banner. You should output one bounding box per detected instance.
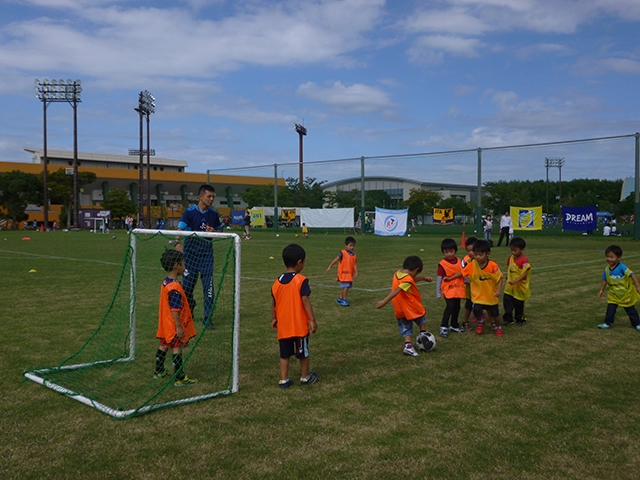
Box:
[250,208,265,227]
[281,209,296,221]
[562,205,597,231]
[231,209,245,225]
[374,207,408,236]
[433,208,454,225]
[300,208,353,228]
[510,206,542,230]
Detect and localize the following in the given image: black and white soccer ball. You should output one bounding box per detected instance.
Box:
[416,331,436,352]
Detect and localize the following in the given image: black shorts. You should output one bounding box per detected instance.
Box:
[279,336,309,359]
[473,303,500,318]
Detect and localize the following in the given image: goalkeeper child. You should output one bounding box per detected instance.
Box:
[154,249,198,386]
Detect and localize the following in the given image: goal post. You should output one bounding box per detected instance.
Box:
[24,229,241,418]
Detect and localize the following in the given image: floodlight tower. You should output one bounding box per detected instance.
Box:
[35,79,82,229]
[545,157,565,215]
[294,123,307,189]
[134,90,155,226]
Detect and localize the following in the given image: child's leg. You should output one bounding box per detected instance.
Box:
[450,298,461,328]
[624,305,640,327]
[155,344,168,374]
[172,347,184,379]
[604,303,617,326]
[441,298,453,328]
[514,299,525,324]
[299,357,309,379]
[280,357,290,381]
[341,286,349,299]
[502,294,515,325]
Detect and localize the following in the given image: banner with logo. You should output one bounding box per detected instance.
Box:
[231,209,245,225]
[562,205,597,231]
[374,207,408,236]
[433,208,454,225]
[250,208,265,227]
[510,206,542,230]
[281,209,296,221]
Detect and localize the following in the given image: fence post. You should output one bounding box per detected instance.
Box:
[476,147,483,237]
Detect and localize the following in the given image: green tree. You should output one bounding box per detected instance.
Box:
[402,189,442,218]
[102,188,136,222]
[438,196,473,216]
[47,168,97,228]
[241,184,275,207]
[0,170,42,229]
[280,177,326,208]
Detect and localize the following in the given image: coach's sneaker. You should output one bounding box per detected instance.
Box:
[279,379,294,389]
[476,321,484,335]
[501,318,514,326]
[300,372,317,385]
[403,344,419,356]
[598,323,612,329]
[439,326,449,338]
[153,370,169,380]
[174,376,198,387]
[449,326,463,333]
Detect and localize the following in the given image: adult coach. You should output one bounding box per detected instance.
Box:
[497,211,512,247]
[176,184,222,330]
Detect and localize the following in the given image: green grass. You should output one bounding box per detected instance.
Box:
[4,226,640,478]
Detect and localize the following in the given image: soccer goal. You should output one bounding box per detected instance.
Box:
[24,229,241,419]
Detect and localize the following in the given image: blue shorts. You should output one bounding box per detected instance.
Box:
[339,281,352,288]
[397,315,426,337]
[279,336,310,359]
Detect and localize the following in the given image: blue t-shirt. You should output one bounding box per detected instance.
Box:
[163,277,183,310]
[602,262,631,281]
[178,205,222,257]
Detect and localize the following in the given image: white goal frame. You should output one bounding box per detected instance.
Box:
[24,229,241,418]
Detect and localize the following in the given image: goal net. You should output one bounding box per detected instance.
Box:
[24,229,241,419]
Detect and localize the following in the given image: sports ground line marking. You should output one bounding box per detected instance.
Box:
[5,249,639,293]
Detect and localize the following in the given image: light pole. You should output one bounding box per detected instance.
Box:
[34,79,82,229]
[294,123,307,190]
[134,90,155,226]
[545,157,565,216]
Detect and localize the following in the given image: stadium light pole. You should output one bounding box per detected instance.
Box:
[35,79,82,229]
[134,90,155,226]
[294,123,307,190]
[545,157,565,217]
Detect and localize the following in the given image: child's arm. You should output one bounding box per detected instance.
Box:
[271,298,278,330]
[353,260,358,280]
[444,271,462,281]
[376,287,402,308]
[301,296,317,333]
[415,275,433,283]
[326,255,340,273]
[597,279,607,298]
[508,269,529,285]
[172,311,184,339]
[494,276,503,298]
[632,273,640,294]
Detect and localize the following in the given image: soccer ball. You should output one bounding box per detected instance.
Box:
[276,234,280,237]
[295,234,299,237]
[416,332,436,352]
[407,234,411,237]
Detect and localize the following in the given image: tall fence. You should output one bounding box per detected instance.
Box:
[208,133,640,238]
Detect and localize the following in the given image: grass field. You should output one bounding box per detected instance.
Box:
[4,226,640,479]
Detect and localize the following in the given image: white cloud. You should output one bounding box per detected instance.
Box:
[296,81,397,116]
[0,0,386,85]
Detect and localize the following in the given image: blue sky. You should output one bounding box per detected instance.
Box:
[1,0,639,186]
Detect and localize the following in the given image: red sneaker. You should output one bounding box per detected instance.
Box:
[495,327,503,337]
[476,322,484,334]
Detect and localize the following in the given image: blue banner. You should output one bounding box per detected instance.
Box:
[562,205,597,231]
[231,209,245,225]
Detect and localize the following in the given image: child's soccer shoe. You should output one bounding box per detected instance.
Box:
[403,344,419,356]
[174,376,198,387]
[300,372,317,385]
[476,322,484,335]
[598,323,611,329]
[439,326,449,338]
[279,379,294,389]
